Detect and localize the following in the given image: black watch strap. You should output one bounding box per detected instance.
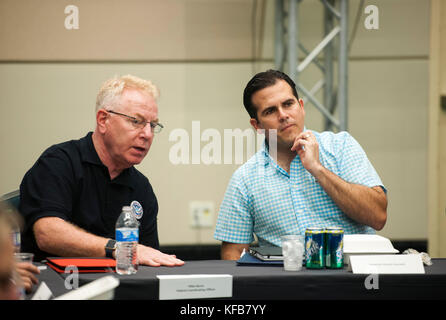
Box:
[105,239,116,258]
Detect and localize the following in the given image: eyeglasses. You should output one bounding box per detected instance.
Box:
[106,110,164,133]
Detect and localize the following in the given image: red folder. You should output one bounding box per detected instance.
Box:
[46,257,116,273]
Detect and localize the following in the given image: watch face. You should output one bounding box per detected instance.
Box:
[106,240,116,249]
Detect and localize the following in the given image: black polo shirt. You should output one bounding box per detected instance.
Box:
[19,132,159,261]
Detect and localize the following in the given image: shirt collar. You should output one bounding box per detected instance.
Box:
[80,132,102,165]
[80,132,135,188]
[260,140,289,177]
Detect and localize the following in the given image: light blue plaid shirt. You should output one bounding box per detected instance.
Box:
[214,130,386,246]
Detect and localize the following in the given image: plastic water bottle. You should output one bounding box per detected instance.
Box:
[115,206,139,275]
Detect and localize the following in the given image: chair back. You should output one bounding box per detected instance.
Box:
[1,190,20,210]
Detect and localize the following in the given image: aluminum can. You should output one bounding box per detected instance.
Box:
[325,227,344,268]
[305,228,325,269]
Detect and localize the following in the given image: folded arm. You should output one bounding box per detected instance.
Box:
[292,131,387,230]
[311,167,387,230]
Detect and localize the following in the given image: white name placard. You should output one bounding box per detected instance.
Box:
[157,274,233,300]
[350,254,425,274]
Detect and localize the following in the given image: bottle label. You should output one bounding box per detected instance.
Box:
[116,228,139,242]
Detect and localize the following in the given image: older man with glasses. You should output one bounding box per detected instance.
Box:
[19,75,184,267]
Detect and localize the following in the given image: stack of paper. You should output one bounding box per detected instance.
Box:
[344,234,399,265]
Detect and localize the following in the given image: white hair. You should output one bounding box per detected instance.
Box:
[95,74,160,112]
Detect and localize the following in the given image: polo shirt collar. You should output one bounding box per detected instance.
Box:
[260,140,282,171]
[80,132,135,188]
[80,132,103,165]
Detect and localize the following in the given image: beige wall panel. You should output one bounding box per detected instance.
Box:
[0,0,253,61]
[441,0,446,93]
[348,0,429,58]
[0,0,429,61]
[349,60,428,239]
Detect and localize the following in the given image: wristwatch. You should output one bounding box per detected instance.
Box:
[105,239,117,258]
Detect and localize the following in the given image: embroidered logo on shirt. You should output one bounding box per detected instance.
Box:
[131,200,143,220]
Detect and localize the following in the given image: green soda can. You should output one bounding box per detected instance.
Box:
[325,227,344,269]
[305,228,325,269]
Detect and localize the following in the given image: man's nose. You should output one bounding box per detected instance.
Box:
[277,107,289,121]
[140,123,154,139]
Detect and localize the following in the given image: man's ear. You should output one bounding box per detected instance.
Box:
[298,98,305,112]
[96,109,108,134]
[250,118,263,133]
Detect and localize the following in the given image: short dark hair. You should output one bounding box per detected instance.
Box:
[243,69,299,119]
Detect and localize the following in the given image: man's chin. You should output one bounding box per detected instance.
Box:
[265,138,295,153]
[131,159,144,166]
[126,154,147,166]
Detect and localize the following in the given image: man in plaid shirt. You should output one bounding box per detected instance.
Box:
[214,70,387,260]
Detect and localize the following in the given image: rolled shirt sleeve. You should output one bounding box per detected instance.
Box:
[334,132,386,193]
[214,170,254,244]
